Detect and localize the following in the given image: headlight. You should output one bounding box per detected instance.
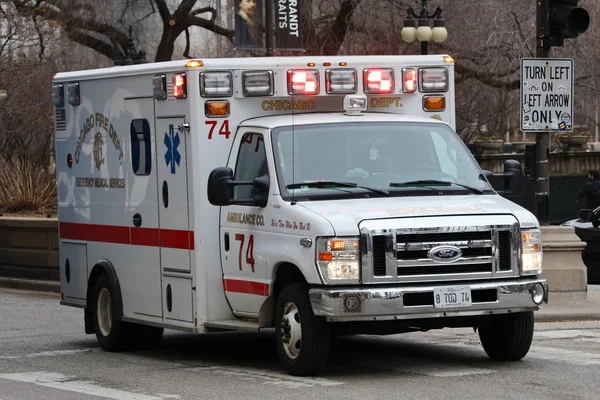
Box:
[316,237,360,284]
[521,229,542,274]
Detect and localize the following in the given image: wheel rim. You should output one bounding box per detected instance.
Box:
[280,301,302,360]
[97,287,112,337]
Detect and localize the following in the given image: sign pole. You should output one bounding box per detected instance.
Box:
[265,0,274,56]
[535,0,550,225]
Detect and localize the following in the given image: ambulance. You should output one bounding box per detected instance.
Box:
[52,55,548,376]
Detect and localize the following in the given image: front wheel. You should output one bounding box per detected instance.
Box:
[275,283,331,376]
[478,311,534,361]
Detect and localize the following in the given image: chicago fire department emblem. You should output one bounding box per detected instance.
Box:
[93,132,105,170]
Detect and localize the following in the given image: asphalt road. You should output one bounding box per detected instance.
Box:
[1,287,599,400]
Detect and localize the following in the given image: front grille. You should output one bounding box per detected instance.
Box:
[372,235,387,276]
[362,216,517,283]
[397,263,492,276]
[498,231,511,271]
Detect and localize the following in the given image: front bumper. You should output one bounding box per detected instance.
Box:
[309,278,548,322]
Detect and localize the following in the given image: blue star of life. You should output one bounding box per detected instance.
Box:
[164,124,181,174]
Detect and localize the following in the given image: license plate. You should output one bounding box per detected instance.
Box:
[433,286,472,308]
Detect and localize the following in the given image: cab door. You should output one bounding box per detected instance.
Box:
[155,117,193,322]
[220,129,271,315]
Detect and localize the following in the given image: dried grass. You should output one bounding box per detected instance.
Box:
[0,157,57,213]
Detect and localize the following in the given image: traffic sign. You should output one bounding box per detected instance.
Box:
[520,58,573,132]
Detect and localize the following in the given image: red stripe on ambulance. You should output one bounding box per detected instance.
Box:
[223,279,269,296]
[59,222,194,250]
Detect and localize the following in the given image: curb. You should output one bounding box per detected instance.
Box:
[535,312,600,323]
[0,277,60,293]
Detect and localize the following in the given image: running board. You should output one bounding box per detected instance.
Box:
[204,319,260,332]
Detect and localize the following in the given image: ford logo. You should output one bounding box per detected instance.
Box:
[428,245,462,263]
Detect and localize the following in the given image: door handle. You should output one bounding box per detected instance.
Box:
[133,213,142,227]
[224,233,230,251]
[162,180,169,208]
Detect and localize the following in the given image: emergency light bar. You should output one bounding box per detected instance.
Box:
[288,70,319,95]
[201,72,233,97]
[67,83,80,106]
[363,68,394,94]
[402,68,417,93]
[153,74,167,100]
[326,69,357,94]
[242,71,273,97]
[173,73,187,99]
[420,68,448,92]
[52,84,64,107]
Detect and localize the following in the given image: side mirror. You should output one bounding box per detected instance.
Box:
[251,174,270,208]
[207,167,234,206]
[579,209,593,221]
[482,160,523,195]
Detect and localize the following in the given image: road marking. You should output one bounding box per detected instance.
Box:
[393,364,496,377]
[529,346,600,366]
[534,329,600,340]
[0,372,179,400]
[0,349,95,360]
[192,366,345,388]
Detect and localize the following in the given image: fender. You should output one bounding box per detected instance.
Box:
[84,259,124,334]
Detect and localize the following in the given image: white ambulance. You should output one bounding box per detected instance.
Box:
[52,55,548,376]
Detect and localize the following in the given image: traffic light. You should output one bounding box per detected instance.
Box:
[548,0,590,46]
[524,144,536,179]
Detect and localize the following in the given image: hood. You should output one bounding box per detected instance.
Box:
[298,194,538,235]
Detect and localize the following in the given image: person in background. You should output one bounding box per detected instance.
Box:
[576,169,600,210]
[235,0,263,49]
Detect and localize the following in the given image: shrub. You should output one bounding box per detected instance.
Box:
[0,157,57,213]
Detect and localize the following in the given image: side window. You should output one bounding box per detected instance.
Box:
[234,132,268,200]
[130,119,152,175]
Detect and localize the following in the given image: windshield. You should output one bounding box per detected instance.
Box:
[271,121,494,199]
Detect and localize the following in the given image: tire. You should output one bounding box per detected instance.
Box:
[478,311,534,361]
[275,283,331,376]
[91,273,133,351]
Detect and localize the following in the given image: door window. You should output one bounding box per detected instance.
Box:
[234,132,268,201]
[130,119,152,175]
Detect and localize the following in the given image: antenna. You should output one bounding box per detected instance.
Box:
[291,94,296,205]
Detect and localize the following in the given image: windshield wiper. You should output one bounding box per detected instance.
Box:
[287,180,389,194]
[390,180,484,194]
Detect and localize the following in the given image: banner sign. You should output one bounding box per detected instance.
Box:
[275,0,303,51]
[235,0,264,50]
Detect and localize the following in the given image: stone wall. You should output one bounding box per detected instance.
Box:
[475,150,600,175]
[0,218,59,281]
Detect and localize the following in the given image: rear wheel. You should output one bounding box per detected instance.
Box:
[275,283,331,376]
[91,274,133,351]
[478,311,534,361]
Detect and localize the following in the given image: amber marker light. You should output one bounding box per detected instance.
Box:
[318,252,333,262]
[424,96,445,111]
[186,59,204,68]
[205,101,230,117]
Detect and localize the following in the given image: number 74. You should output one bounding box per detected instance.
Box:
[235,234,256,272]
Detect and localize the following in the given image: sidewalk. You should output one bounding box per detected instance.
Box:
[1,277,600,323]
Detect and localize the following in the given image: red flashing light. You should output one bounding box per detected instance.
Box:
[403,68,417,93]
[287,70,319,95]
[363,68,394,94]
[67,154,73,168]
[172,73,187,99]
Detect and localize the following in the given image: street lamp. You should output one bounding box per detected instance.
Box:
[401,0,448,55]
